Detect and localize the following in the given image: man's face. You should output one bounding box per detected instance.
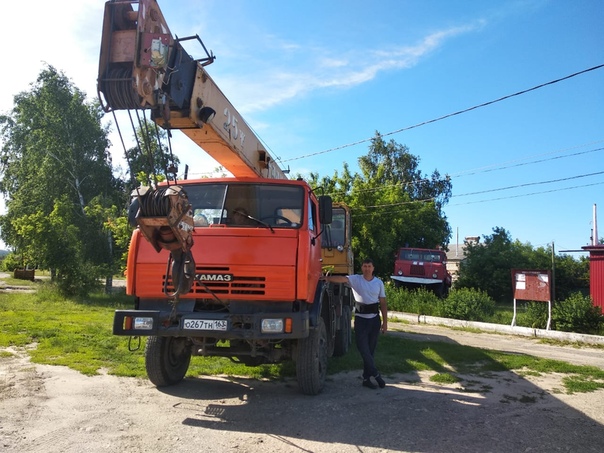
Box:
[361,262,374,276]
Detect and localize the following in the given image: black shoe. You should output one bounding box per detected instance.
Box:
[375,374,386,388]
[362,379,377,389]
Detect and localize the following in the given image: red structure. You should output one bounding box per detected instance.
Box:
[582,244,604,310]
[511,269,552,329]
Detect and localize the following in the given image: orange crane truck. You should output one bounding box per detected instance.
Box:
[98,0,353,395]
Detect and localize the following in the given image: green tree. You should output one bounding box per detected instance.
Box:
[552,254,589,300]
[310,132,452,279]
[123,119,180,191]
[455,227,589,303]
[456,227,532,302]
[0,66,122,295]
[526,245,589,301]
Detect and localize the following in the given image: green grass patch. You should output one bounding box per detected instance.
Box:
[2,285,604,393]
[430,373,460,384]
[562,375,604,394]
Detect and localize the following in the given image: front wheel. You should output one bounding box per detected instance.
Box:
[145,336,192,387]
[296,318,328,395]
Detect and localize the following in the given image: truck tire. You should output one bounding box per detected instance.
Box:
[333,305,352,357]
[296,317,328,395]
[145,336,192,387]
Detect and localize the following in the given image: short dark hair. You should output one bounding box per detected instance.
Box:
[362,258,375,266]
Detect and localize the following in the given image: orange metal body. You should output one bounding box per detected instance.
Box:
[127,178,322,305]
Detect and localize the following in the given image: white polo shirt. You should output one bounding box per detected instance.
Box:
[347,274,385,319]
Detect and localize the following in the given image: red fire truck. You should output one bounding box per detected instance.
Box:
[391,247,452,298]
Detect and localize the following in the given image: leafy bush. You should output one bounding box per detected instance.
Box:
[383,284,603,336]
[521,302,550,329]
[55,261,104,297]
[1,252,30,272]
[386,286,440,316]
[553,293,603,334]
[436,288,495,322]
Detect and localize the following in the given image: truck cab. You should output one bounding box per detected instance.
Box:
[391,247,452,297]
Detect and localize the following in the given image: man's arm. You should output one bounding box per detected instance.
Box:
[379,296,388,333]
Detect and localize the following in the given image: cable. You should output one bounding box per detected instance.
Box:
[283,64,604,163]
[320,143,604,199]
[450,142,604,177]
[454,170,604,198]
[349,179,604,216]
[449,180,604,207]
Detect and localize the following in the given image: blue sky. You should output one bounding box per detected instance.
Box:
[1,0,603,254]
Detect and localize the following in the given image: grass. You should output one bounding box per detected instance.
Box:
[1,284,604,394]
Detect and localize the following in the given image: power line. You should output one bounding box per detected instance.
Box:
[449,180,604,207]
[450,141,604,177]
[322,143,604,199]
[350,180,604,217]
[455,170,604,198]
[283,64,604,163]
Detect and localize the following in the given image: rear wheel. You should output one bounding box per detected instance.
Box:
[145,336,192,387]
[296,318,328,395]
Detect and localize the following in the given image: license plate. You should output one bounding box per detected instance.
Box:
[183,319,228,331]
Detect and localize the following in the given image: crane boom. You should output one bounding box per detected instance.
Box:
[98,0,287,179]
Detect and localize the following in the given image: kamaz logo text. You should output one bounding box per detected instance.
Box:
[196,273,233,282]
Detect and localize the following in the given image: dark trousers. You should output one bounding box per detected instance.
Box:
[354,315,381,379]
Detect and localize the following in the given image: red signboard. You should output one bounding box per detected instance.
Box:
[512,269,551,302]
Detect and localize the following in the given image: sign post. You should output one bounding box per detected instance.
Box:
[511,269,552,330]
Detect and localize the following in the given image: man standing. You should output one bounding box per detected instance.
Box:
[321,258,387,389]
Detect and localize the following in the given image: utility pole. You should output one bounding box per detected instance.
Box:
[551,241,556,303]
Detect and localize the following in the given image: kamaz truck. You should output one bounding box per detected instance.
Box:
[98,0,353,395]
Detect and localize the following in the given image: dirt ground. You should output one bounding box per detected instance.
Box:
[1,320,604,453]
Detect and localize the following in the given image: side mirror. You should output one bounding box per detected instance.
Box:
[318,196,332,225]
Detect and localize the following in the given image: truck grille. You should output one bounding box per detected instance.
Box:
[410,264,426,276]
[163,266,266,295]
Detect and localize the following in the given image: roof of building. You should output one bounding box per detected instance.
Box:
[446,243,467,262]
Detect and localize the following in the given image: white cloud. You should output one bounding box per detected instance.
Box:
[218,22,485,114]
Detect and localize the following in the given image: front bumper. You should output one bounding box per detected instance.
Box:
[390,276,443,285]
[113,309,310,340]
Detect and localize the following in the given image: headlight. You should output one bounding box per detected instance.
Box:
[261,319,284,333]
[337,245,344,252]
[398,270,403,276]
[432,273,438,279]
[134,317,154,330]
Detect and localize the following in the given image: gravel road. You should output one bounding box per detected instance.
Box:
[1,320,604,453]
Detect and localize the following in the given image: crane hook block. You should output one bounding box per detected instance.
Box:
[130,185,194,254]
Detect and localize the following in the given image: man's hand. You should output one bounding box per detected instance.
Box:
[381,319,388,334]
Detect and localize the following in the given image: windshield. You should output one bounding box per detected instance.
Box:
[399,250,443,262]
[184,183,304,228]
[323,206,346,248]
